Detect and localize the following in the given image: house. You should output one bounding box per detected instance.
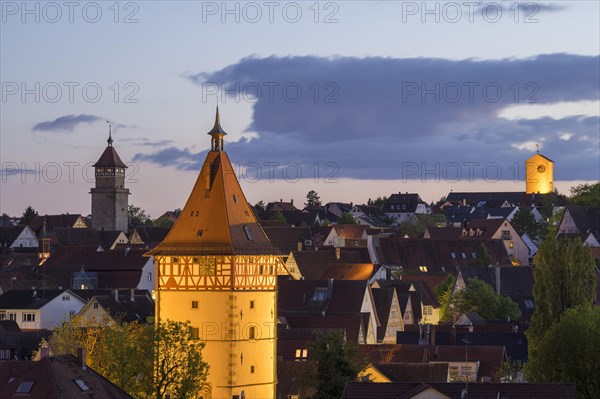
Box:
[322,224,370,248]
[0,289,86,330]
[324,202,354,220]
[371,287,404,343]
[384,193,430,225]
[341,382,577,399]
[278,279,380,344]
[265,199,299,213]
[127,226,170,248]
[377,237,511,274]
[359,343,507,382]
[40,247,149,290]
[0,226,38,254]
[0,354,134,398]
[52,228,101,248]
[98,230,129,250]
[263,226,314,256]
[76,289,154,324]
[445,191,565,208]
[557,206,600,259]
[372,281,421,326]
[28,214,87,237]
[157,209,181,223]
[287,248,375,281]
[462,219,529,266]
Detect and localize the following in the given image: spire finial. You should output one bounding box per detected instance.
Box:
[535,143,539,153]
[106,120,113,146]
[207,107,227,151]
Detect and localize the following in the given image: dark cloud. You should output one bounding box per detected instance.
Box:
[33,114,102,132]
[121,138,173,147]
[141,54,599,181]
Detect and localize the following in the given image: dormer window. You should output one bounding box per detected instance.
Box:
[313,287,328,301]
[233,195,239,203]
[243,226,253,241]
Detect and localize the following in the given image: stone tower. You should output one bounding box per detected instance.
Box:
[526,151,554,194]
[147,108,284,399]
[90,126,130,232]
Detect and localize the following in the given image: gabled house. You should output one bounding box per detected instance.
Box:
[98,230,129,250]
[373,280,421,326]
[557,206,600,259]
[76,290,154,324]
[462,219,529,266]
[28,214,87,237]
[0,289,85,330]
[0,226,38,254]
[324,202,354,220]
[278,279,380,344]
[286,248,375,281]
[265,199,299,213]
[384,193,430,225]
[127,226,170,248]
[323,224,369,248]
[371,287,404,343]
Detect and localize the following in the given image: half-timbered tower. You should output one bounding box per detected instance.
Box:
[147,108,283,399]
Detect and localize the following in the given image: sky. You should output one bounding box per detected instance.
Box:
[1,0,599,218]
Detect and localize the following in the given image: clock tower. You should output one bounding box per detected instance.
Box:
[147,108,285,399]
[90,125,130,232]
[525,150,554,194]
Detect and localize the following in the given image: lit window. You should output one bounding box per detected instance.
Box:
[243,226,253,241]
[192,301,199,309]
[69,310,75,318]
[295,348,308,361]
[419,266,428,272]
[509,242,514,249]
[74,379,90,392]
[16,381,34,394]
[191,327,200,340]
[249,326,256,340]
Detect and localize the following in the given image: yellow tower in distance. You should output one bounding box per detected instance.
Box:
[147,108,284,399]
[525,146,554,194]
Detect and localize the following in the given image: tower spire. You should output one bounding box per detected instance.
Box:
[107,120,113,147]
[207,106,227,151]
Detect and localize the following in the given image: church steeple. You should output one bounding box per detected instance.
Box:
[107,121,114,147]
[207,107,227,151]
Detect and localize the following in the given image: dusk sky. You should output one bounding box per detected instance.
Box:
[1,1,599,218]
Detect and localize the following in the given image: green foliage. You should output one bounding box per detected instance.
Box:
[568,182,600,206]
[525,305,600,399]
[527,236,596,355]
[497,358,524,382]
[254,200,266,212]
[48,317,208,399]
[398,213,447,237]
[453,279,521,321]
[540,207,564,239]
[473,243,493,268]
[128,204,152,227]
[270,210,287,224]
[339,212,357,224]
[153,217,175,228]
[20,205,38,225]
[435,274,456,322]
[301,330,367,399]
[511,207,541,239]
[367,196,388,208]
[305,190,321,208]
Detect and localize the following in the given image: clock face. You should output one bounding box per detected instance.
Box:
[199,257,216,276]
[537,165,546,173]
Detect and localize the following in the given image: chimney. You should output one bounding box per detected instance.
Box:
[431,324,436,347]
[130,289,135,302]
[451,326,457,345]
[495,264,501,295]
[113,289,119,302]
[327,278,334,300]
[291,199,294,205]
[335,247,341,260]
[77,347,87,370]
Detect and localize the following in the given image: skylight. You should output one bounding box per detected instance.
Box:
[74,379,90,392]
[243,226,253,241]
[16,381,34,394]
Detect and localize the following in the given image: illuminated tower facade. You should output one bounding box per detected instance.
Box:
[90,127,130,232]
[148,109,283,399]
[525,151,554,194]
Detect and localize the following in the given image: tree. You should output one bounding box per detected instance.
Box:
[339,212,357,224]
[154,320,208,399]
[527,236,596,356]
[473,243,493,268]
[48,317,208,399]
[0,213,11,226]
[254,200,266,212]
[568,182,600,206]
[452,279,521,321]
[525,305,600,399]
[153,217,175,228]
[435,274,456,322]
[300,331,367,399]
[398,214,447,237]
[367,196,388,208]
[270,210,287,224]
[128,204,152,227]
[305,190,321,209]
[20,205,38,225]
[511,207,541,239]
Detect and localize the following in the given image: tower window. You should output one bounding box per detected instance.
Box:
[250,365,255,373]
[172,257,179,263]
[243,226,253,241]
[197,229,203,237]
[248,326,256,339]
[191,301,199,309]
[250,300,255,309]
[190,327,200,340]
[233,195,238,203]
